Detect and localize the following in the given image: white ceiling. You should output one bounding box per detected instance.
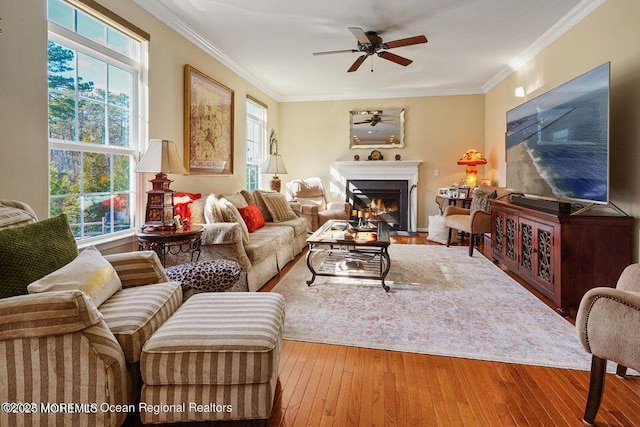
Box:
[133,0,604,102]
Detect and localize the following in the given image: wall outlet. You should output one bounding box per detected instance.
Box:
[434,169,440,177]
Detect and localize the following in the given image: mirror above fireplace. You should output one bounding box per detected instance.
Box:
[349,108,405,149]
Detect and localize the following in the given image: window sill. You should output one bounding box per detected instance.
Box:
[77,229,137,253]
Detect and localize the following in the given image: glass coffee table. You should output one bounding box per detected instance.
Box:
[305,219,391,291]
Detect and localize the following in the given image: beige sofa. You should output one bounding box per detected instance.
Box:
[165,189,308,292]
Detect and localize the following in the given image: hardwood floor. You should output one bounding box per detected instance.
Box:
[126,234,640,427]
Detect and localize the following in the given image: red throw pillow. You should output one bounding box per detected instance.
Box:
[238,204,266,233]
[173,192,202,221]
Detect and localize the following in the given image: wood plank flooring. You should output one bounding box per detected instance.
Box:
[125,234,640,427]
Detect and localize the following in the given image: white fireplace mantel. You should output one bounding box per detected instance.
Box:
[331,160,423,232]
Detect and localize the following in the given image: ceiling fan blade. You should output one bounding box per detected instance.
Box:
[312,49,358,56]
[348,27,371,45]
[378,51,413,66]
[353,121,370,125]
[347,55,368,72]
[383,35,428,49]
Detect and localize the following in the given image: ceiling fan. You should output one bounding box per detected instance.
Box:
[353,114,392,126]
[313,27,428,72]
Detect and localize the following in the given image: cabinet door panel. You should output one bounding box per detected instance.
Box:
[535,223,555,292]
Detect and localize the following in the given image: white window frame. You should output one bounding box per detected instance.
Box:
[246,98,268,191]
[47,6,148,245]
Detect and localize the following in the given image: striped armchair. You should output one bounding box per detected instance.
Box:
[0,201,183,427]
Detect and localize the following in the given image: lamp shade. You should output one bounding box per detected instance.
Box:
[134,139,187,174]
[264,154,288,175]
[456,149,487,166]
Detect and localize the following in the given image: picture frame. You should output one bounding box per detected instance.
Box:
[458,188,470,199]
[184,64,234,175]
[438,187,449,196]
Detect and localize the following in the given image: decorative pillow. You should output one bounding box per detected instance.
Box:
[427,214,449,244]
[261,192,298,222]
[240,189,256,206]
[238,204,266,233]
[190,198,207,224]
[28,246,122,307]
[252,190,276,222]
[218,193,248,210]
[204,194,225,224]
[219,198,250,244]
[470,189,497,213]
[0,214,78,299]
[173,192,201,221]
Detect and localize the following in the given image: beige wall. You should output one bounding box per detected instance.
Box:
[0,0,279,221]
[280,95,485,230]
[485,0,640,260]
[0,0,49,217]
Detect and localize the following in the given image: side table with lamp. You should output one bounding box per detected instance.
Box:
[134,139,187,229]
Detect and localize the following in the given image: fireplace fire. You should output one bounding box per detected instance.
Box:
[347,180,408,231]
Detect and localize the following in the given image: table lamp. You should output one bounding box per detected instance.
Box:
[264,154,288,192]
[457,149,487,188]
[134,139,187,228]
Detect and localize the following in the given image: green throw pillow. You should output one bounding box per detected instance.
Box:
[0,214,78,299]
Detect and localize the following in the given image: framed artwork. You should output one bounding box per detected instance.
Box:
[458,188,470,199]
[184,64,234,175]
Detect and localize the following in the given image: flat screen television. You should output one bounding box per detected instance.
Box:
[506,62,610,204]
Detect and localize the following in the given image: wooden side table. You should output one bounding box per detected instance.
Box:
[135,225,204,266]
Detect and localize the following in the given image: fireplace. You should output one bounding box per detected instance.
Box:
[333,160,423,233]
[347,180,408,231]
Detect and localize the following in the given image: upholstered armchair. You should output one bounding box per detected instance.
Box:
[576,263,640,425]
[0,200,182,427]
[286,177,350,232]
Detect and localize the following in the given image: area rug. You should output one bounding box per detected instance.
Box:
[272,244,595,371]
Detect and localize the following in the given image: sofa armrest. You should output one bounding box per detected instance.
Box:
[444,205,469,217]
[301,204,319,215]
[104,250,169,288]
[201,222,243,244]
[469,210,491,232]
[199,222,252,270]
[0,290,103,341]
[576,287,640,369]
[288,201,302,217]
[327,201,350,214]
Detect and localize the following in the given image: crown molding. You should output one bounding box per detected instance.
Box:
[131,0,282,101]
[482,0,607,93]
[280,86,484,103]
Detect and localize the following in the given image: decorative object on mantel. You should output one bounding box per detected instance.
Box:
[135,139,187,229]
[354,154,360,161]
[269,130,278,155]
[264,154,288,192]
[368,150,383,161]
[457,148,487,188]
[395,154,401,161]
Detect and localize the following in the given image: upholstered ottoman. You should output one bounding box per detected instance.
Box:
[139,292,285,424]
[165,259,242,297]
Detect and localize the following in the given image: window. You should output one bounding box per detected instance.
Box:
[47,0,145,240]
[246,98,267,191]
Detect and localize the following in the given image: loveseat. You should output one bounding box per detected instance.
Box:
[165,189,308,292]
[0,200,183,427]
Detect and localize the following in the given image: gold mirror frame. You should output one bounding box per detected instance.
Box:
[349,108,405,149]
